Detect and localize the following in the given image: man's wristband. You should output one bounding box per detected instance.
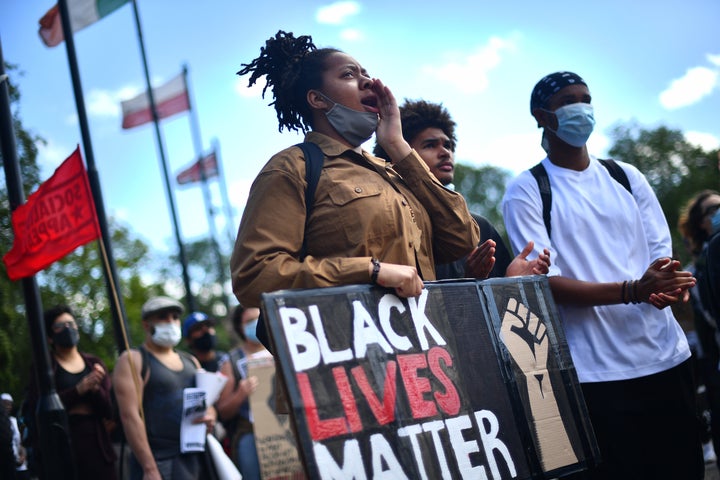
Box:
[371,258,381,284]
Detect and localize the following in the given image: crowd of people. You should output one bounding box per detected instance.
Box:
[4,29,718,480]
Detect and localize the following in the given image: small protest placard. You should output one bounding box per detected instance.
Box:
[180,387,207,453]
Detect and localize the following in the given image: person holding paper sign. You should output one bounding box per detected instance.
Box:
[231,31,479,348]
[113,296,217,480]
[216,304,269,480]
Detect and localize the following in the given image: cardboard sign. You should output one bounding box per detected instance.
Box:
[247,356,307,480]
[261,276,599,480]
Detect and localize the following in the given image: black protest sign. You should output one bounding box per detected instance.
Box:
[261,276,598,479]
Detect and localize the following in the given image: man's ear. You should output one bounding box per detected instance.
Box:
[307,90,329,110]
[532,108,555,129]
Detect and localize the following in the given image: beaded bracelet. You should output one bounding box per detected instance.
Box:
[621,280,629,304]
[371,258,381,284]
[632,279,640,304]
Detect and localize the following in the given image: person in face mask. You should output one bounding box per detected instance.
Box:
[24,305,117,480]
[182,312,227,373]
[215,304,270,479]
[678,190,720,469]
[502,72,703,479]
[231,31,479,351]
[113,296,217,480]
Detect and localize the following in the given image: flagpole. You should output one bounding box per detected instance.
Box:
[0,35,77,480]
[130,0,196,311]
[211,138,238,250]
[183,65,229,310]
[55,0,131,356]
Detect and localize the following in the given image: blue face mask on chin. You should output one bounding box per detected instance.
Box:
[711,209,720,236]
[244,318,260,344]
[544,103,595,147]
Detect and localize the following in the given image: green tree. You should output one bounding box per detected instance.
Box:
[453,162,513,240]
[0,62,46,401]
[607,121,720,265]
[162,236,233,352]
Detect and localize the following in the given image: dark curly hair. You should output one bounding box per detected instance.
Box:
[237,30,341,133]
[373,99,457,159]
[678,189,720,256]
[43,304,74,337]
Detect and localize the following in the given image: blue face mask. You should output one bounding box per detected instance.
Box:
[545,103,595,147]
[244,319,259,344]
[711,209,720,236]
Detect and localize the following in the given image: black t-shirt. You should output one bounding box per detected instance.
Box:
[435,213,512,280]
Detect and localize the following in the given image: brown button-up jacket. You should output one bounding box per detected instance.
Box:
[231,132,480,308]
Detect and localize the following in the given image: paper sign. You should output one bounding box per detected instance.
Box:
[180,387,207,453]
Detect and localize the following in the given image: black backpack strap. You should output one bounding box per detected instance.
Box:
[598,158,632,194]
[531,159,632,239]
[257,142,324,355]
[228,349,243,387]
[294,142,324,260]
[530,162,553,239]
[139,344,150,381]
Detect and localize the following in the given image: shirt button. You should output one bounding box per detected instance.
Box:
[401,200,407,206]
[408,242,413,248]
[355,187,363,193]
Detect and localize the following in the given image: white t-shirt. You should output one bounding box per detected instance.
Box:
[502,156,690,383]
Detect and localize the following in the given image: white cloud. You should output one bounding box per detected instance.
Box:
[708,53,720,67]
[340,28,363,41]
[234,76,266,98]
[36,138,71,173]
[86,89,121,117]
[84,85,140,119]
[685,131,720,151]
[457,130,611,176]
[421,36,517,95]
[316,1,360,25]
[659,66,718,110]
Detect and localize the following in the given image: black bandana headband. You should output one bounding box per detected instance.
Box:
[530,71,587,114]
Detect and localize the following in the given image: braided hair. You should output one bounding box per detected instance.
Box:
[237,30,341,133]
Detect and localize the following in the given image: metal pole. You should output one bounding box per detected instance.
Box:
[0,34,76,480]
[57,0,130,355]
[212,138,238,250]
[130,0,196,310]
[183,65,229,310]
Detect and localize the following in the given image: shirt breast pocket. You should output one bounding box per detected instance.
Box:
[325,181,389,245]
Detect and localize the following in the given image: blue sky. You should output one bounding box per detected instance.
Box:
[2,0,719,265]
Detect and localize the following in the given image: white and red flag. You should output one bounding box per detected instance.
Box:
[176,152,219,186]
[120,73,190,129]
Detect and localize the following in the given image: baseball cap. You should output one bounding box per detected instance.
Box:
[183,311,214,338]
[1,393,12,402]
[141,296,184,320]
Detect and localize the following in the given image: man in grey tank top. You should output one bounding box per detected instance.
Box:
[113,296,218,480]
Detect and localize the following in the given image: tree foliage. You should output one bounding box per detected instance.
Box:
[607,121,720,265]
[453,163,512,239]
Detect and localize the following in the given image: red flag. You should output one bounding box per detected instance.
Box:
[176,152,219,185]
[120,73,189,129]
[3,147,100,281]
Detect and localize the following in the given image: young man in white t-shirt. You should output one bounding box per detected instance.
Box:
[502,71,702,479]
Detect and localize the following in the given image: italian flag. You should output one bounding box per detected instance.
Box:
[120,73,190,129]
[38,0,129,47]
